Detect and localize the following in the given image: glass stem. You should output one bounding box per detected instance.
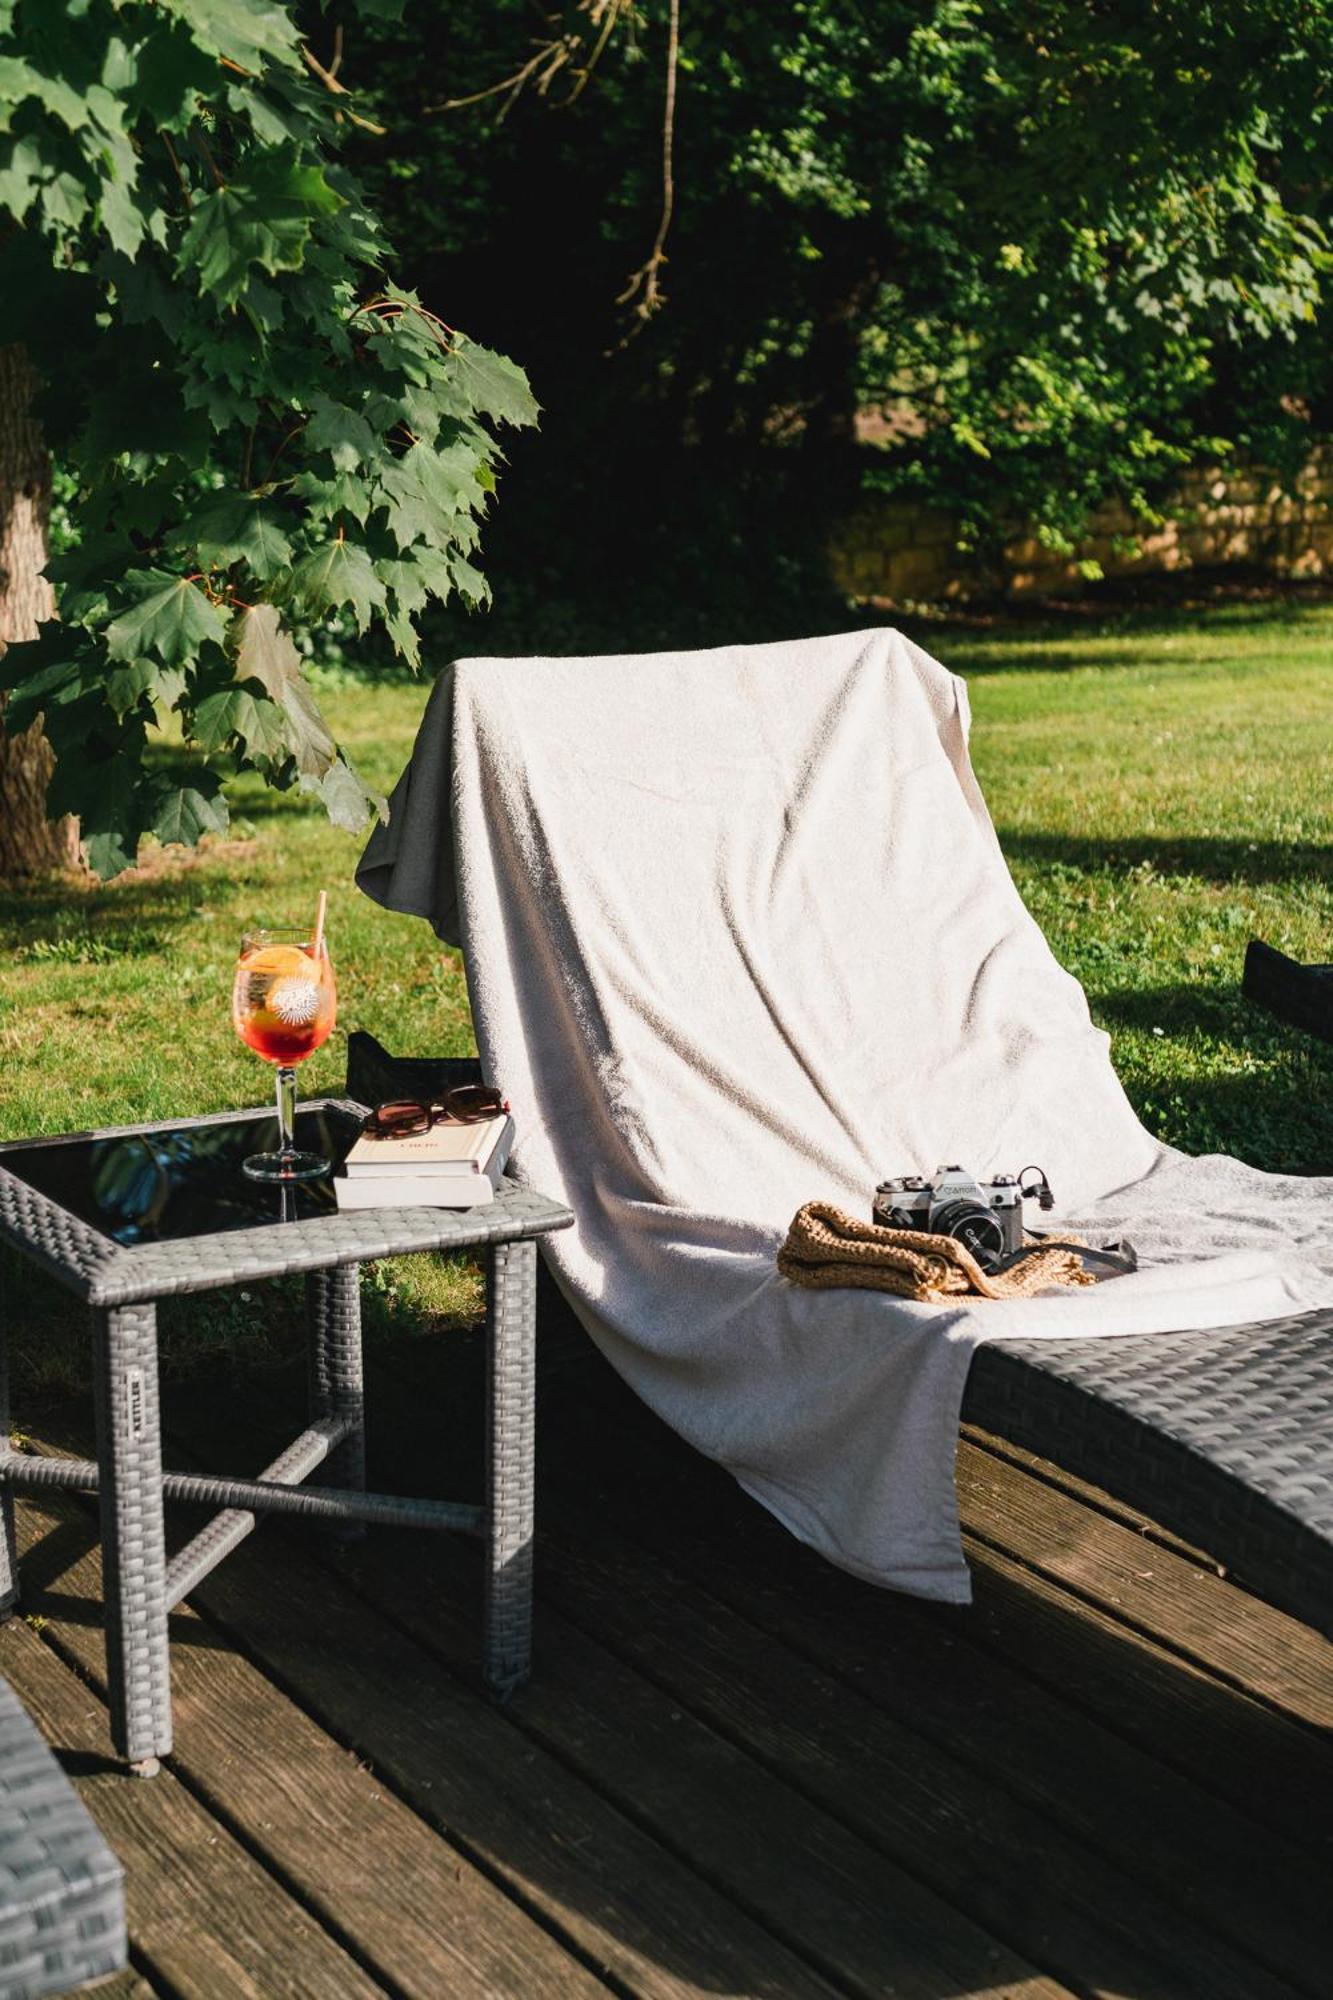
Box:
[275,1065,298,1163]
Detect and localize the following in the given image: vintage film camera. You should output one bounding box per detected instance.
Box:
[873,1165,1055,1274]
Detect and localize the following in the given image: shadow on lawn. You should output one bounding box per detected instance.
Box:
[927,580,1333,672]
[0,849,265,938]
[998,828,1332,887]
[1127,1079,1330,1176]
[1090,981,1277,1041]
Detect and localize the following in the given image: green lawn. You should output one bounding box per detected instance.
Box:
[1,601,1329,1389]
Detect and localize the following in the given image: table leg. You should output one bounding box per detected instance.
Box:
[483,1238,537,1697]
[0,1268,17,1621]
[306,1264,366,1537]
[92,1302,171,1775]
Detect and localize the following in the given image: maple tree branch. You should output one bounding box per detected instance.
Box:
[615,0,680,337]
[192,125,225,189]
[424,38,573,117]
[302,33,387,136]
[160,132,192,210]
[424,1,631,117]
[258,422,306,488]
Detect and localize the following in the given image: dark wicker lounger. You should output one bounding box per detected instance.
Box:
[964,1309,1333,1640]
[352,1037,1333,1642]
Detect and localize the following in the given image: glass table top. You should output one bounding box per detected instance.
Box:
[1,1106,367,1247]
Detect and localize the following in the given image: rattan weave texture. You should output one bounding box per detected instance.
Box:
[0,1103,573,1768]
[92,1301,172,1769]
[306,1265,367,1524]
[965,1307,1333,1636]
[0,1099,572,1306]
[485,1239,538,1694]
[0,1324,14,1625]
[0,1676,125,1999]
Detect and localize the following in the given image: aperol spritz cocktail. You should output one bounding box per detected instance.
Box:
[232,926,336,1181]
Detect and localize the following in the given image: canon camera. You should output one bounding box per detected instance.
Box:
[873,1165,1055,1274]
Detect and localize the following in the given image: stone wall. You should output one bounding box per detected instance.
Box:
[829,448,1333,604]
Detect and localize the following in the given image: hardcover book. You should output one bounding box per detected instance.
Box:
[335,1114,515,1210]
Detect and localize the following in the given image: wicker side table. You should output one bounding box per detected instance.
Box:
[0,1101,573,1775]
[0,1676,125,2000]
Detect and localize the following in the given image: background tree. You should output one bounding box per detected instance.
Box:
[0,0,536,879]
[0,342,78,875]
[342,0,1332,640]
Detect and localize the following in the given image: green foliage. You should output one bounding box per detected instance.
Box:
[347,0,1332,581]
[0,0,537,876]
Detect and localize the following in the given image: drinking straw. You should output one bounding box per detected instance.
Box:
[312,888,328,960]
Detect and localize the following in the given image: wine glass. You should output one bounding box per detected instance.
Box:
[232,924,337,1181]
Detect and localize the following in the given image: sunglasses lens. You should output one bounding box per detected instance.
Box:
[447,1085,505,1122]
[372,1101,431,1136]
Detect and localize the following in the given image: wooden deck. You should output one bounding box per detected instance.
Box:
[3,1283,1331,2000]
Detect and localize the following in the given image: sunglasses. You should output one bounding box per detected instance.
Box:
[366,1086,507,1138]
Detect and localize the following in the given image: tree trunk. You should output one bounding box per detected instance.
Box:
[0,342,81,877]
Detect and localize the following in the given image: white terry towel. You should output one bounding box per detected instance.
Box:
[358,628,1333,1602]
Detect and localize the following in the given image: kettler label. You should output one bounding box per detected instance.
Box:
[125,1366,145,1441]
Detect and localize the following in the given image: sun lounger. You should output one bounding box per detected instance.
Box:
[357,631,1333,1626]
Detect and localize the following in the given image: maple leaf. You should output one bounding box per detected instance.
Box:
[157,0,303,73]
[232,602,336,778]
[179,157,340,307]
[183,496,294,579]
[305,395,376,472]
[442,339,539,428]
[148,774,229,848]
[288,537,386,632]
[316,756,387,832]
[192,684,290,763]
[105,571,230,668]
[105,659,160,721]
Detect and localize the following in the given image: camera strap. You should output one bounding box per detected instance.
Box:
[1004,1235,1139,1281]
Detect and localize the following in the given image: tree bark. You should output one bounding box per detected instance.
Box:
[0,341,81,877]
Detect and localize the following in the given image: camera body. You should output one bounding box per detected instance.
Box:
[873,1165,1042,1274]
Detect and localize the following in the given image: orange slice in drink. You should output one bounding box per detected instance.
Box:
[241,943,311,976]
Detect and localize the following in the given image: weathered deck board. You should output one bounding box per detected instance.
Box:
[153,1361,1088,1998]
[953,1440,1333,1728]
[244,1484,1076,2000]
[22,1427,836,2000]
[8,1482,613,2000]
[520,1340,1333,1989]
[526,1325,1332,1983]
[961,1535,1328,1838]
[4,1294,1331,2000]
[0,1615,386,2000]
[92,1967,161,1999]
[960,1424,1222,1566]
[196,1520,1065,2000]
[532,1307,1333,1822]
[171,1530,849,2000]
[345,1345,1318,1998]
[603,1488,1328,1979]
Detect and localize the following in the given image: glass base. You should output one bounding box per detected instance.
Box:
[242,1150,330,1184]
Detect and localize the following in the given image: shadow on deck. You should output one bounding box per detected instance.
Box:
[3,1282,1331,2000]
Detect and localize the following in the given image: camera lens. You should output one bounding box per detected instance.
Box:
[932,1199,1005,1273]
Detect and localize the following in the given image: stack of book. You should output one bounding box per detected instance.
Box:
[334,1110,515,1211]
